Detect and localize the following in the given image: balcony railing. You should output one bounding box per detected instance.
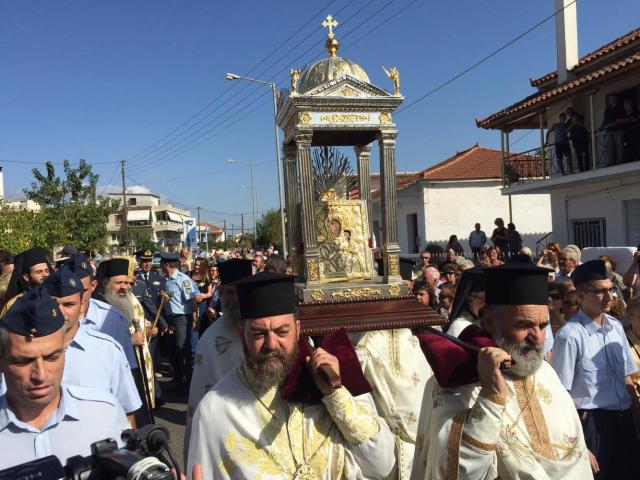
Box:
[503,123,640,188]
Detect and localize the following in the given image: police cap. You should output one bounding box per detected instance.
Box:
[1,286,64,338]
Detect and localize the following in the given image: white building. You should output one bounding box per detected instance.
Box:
[106,191,192,251]
[477,12,640,248]
[371,145,552,253]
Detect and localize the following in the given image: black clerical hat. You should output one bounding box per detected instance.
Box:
[64,254,94,279]
[2,286,64,338]
[43,266,83,298]
[571,260,609,286]
[16,248,50,272]
[99,258,130,277]
[449,267,486,321]
[485,263,548,306]
[234,272,297,319]
[219,259,253,285]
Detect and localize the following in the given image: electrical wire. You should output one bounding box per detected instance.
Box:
[129,0,414,173]
[396,0,579,114]
[125,0,354,169]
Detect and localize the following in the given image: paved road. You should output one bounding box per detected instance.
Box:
[154,378,188,473]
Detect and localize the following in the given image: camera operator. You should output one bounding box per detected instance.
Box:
[0,287,129,469]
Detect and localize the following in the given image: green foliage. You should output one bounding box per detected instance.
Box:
[129,232,158,252]
[0,161,119,254]
[255,209,282,249]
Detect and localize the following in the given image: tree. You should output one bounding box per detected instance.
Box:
[11,160,120,253]
[255,209,283,249]
[129,232,158,252]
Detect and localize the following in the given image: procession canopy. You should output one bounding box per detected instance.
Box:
[276,16,442,334]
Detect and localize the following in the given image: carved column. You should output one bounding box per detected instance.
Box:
[378,130,402,283]
[282,144,301,275]
[354,144,373,236]
[296,131,320,285]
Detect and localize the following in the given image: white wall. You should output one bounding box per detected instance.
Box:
[549,173,640,247]
[422,180,552,251]
[372,179,552,253]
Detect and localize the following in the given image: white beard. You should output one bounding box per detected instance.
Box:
[103,288,136,328]
[494,332,544,378]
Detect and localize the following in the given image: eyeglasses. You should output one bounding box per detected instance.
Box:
[582,287,615,296]
[549,294,561,300]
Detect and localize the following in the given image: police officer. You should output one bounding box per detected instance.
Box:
[160,252,197,395]
[43,265,142,427]
[0,287,129,469]
[552,260,640,479]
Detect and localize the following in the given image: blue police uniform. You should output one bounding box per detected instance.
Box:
[82,297,137,368]
[161,253,197,388]
[64,326,142,414]
[0,385,129,469]
[552,310,637,410]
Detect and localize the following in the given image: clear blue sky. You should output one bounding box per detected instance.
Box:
[1,0,638,228]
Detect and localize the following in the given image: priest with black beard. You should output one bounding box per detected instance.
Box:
[412,263,592,480]
[94,258,154,425]
[187,271,395,479]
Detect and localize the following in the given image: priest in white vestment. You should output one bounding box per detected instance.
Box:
[351,328,432,479]
[184,259,252,464]
[188,272,396,479]
[411,263,592,480]
[445,268,485,338]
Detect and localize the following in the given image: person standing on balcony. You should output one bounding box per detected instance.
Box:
[546,112,572,175]
[568,113,591,172]
[600,94,625,167]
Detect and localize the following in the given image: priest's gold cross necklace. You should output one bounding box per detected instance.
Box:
[251,389,330,480]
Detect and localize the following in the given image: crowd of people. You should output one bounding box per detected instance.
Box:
[0,233,639,479]
[545,97,640,176]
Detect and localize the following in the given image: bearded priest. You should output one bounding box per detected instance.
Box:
[411,263,592,480]
[187,272,395,479]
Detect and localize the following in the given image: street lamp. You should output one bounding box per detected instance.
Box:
[228,158,257,241]
[225,72,287,256]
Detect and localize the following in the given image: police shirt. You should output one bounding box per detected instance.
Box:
[63,326,142,414]
[164,270,197,315]
[551,309,638,410]
[81,298,137,367]
[0,385,129,469]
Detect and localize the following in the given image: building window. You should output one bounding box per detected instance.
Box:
[572,218,606,248]
[115,214,122,226]
[406,213,419,253]
[625,199,640,246]
[128,198,137,206]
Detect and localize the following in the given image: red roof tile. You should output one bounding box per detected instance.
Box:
[372,146,539,197]
[530,27,640,87]
[477,51,640,129]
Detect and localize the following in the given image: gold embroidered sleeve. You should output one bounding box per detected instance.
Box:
[460,391,506,454]
[322,387,379,444]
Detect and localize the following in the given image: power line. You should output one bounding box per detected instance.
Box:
[98,164,120,197]
[0,158,119,166]
[397,0,579,114]
[128,0,368,173]
[125,0,353,169]
[140,160,271,185]
[129,0,415,173]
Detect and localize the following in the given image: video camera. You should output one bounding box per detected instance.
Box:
[0,425,179,480]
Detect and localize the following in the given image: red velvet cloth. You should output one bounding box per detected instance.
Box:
[280,328,372,404]
[416,325,499,388]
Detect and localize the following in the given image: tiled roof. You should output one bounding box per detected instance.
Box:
[530,27,640,87]
[372,146,538,198]
[477,51,640,129]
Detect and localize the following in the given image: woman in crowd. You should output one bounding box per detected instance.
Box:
[487,246,504,266]
[437,283,456,320]
[206,262,221,322]
[440,264,459,286]
[445,235,464,256]
[190,258,213,334]
[548,283,565,336]
[413,279,438,311]
[536,241,561,272]
[476,246,490,267]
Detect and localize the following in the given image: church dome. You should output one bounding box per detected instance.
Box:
[297,37,369,95]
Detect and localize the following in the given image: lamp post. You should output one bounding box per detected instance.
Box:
[228,159,257,242]
[225,72,287,256]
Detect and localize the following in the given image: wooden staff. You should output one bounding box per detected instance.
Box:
[151,294,167,332]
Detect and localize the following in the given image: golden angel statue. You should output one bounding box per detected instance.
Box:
[290,69,302,96]
[383,66,400,96]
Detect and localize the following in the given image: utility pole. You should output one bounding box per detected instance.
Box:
[240,214,244,240]
[121,160,128,253]
[223,220,227,246]
[196,206,201,252]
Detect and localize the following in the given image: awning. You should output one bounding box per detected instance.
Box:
[127,210,150,222]
[166,211,183,222]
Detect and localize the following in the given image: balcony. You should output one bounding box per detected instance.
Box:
[503,123,640,193]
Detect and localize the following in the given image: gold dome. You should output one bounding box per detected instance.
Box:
[298,56,370,95]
